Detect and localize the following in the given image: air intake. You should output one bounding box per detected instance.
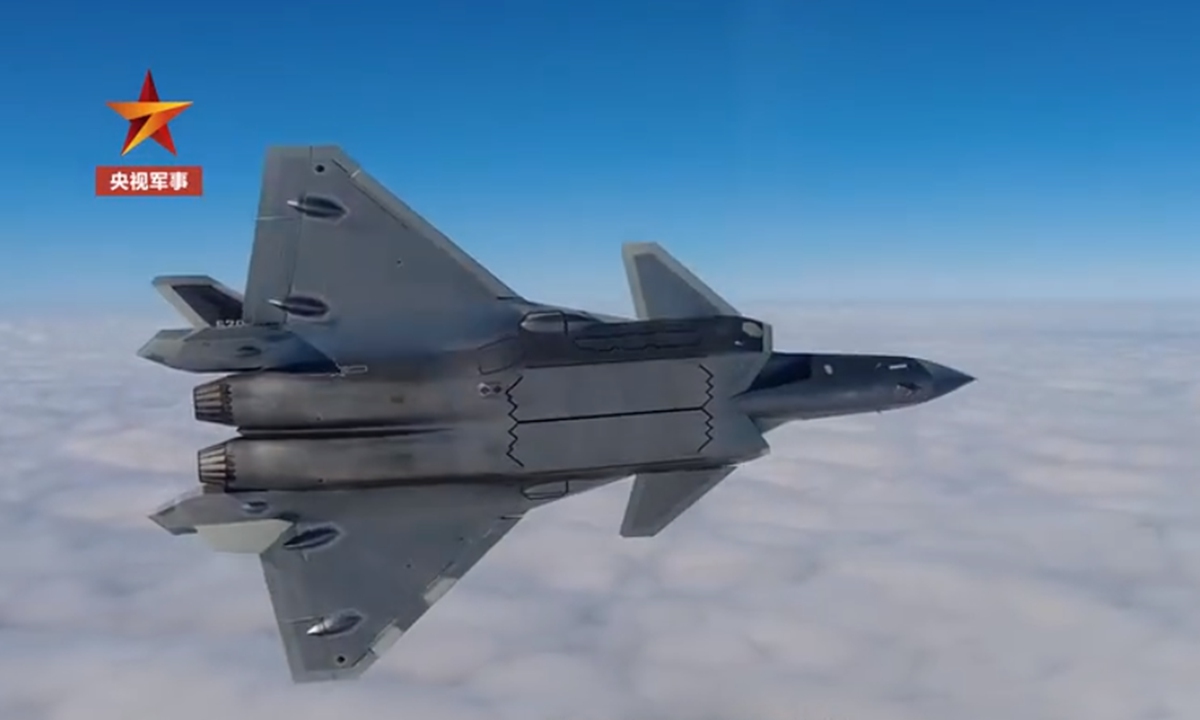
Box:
[197,442,235,487]
[193,379,234,425]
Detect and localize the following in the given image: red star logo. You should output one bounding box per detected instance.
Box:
[106,70,192,156]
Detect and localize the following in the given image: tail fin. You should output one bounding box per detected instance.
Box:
[144,275,335,373]
[620,466,736,537]
[621,242,740,320]
[152,275,244,328]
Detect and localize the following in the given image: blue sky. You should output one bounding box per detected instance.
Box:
[2,0,1198,309]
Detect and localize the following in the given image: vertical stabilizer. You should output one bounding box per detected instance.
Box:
[152,275,244,328]
[620,466,737,537]
[622,242,739,320]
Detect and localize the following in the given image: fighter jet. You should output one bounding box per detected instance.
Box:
[142,146,974,683]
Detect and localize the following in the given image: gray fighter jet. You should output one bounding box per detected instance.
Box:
[142,146,974,683]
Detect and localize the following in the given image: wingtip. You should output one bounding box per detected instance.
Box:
[618,522,661,539]
[151,273,220,287]
[621,241,665,257]
[263,144,357,172]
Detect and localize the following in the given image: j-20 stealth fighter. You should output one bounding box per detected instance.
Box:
[142,146,974,683]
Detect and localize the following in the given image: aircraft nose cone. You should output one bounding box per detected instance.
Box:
[920,360,975,398]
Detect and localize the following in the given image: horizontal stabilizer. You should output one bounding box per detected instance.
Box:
[137,324,336,374]
[153,275,244,328]
[622,242,740,320]
[620,466,736,538]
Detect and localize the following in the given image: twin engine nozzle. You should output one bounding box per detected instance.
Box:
[189,371,505,490]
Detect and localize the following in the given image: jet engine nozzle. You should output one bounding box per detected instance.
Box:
[193,378,235,426]
[197,441,235,487]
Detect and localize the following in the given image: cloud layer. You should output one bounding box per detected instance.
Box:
[1,304,1198,720]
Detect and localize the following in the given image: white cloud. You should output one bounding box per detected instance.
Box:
[1,304,1199,720]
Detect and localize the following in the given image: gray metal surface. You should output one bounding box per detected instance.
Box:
[151,275,244,328]
[621,466,737,538]
[151,484,532,682]
[141,145,975,683]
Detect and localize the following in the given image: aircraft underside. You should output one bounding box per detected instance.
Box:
[142,145,973,683]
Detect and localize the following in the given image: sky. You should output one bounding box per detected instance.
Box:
[2,4,1199,716]
[2,303,1199,719]
[1,0,1198,309]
